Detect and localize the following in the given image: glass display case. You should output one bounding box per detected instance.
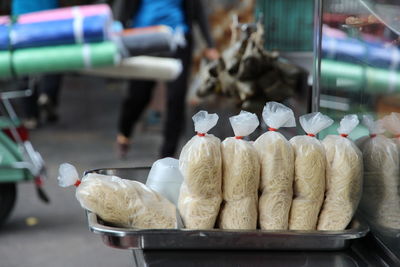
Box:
[315,0,400,258]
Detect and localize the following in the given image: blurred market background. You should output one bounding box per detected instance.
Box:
[0,0,399,266]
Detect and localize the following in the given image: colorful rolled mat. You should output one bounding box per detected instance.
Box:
[0,41,119,79]
[10,15,110,49]
[0,4,111,25]
[321,59,400,93]
[0,25,8,50]
[120,29,175,56]
[322,36,400,70]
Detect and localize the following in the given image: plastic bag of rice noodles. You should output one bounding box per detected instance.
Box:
[382,112,400,148]
[254,102,295,230]
[357,115,400,229]
[178,110,222,229]
[218,111,260,230]
[289,112,333,230]
[58,163,179,229]
[317,115,363,231]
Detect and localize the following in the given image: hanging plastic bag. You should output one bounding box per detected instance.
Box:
[254,102,295,230]
[289,112,333,230]
[218,111,260,230]
[146,157,184,206]
[58,163,179,229]
[382,112,400,148]
[357,115,400,229]
[317,115,363,230]
[178,111,222,229]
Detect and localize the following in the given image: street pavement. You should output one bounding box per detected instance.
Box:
[0,75,163,267]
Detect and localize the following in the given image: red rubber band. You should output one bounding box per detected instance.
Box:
[307,133,315,137]
[370,134,377,138]
[235,136,244,139]
[74,180,81,187]
[197,133,205,137]
[340,134,348,138]
[268,127,277,131]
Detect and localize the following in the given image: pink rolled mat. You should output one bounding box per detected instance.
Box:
[6,4,111,24]
[0,16,10,24]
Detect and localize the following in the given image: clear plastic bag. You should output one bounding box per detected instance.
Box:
[219,111,260,230]
[178,111,222,229]
[254,102,295,230]
[358,115,400,229]
[58,163,179,229]
[146,157,183,206]
[289,112,333,230]
[382,112,400,148]
[317,115,363,230]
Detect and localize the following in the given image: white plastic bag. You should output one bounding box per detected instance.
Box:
[382,112,400,148]
[146,157,183,206]
[178,111,222,229]
[358,115,400,228]
[58,163,179,229]
[254,102,295,230]
[317,115,363,230]
[218,111,260,230]
[289,112,333,230]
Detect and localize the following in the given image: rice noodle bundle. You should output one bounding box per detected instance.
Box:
[317,115,363,230]
[254,101,295,230]
[358,115,400,229]
[219,111,260,230]
[58,163,178,229]
[178,111,222,229]
[289,112,333,230]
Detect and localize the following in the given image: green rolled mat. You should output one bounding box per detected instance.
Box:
[0,52,12,79]
[321,59,400,93]
[0,41,119,79]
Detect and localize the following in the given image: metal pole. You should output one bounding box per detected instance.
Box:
[312,0,323,112]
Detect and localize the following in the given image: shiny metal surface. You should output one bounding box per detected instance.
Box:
[86,167,369,251]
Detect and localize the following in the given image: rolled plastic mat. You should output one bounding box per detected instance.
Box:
[321,59,400,92]
[0,4,112,50]
[0,52,12,78]
[10,15,111,49]
[0,41,119,78]
[81,56,182,81]
[322,35,400,70]
[120,31,175,56]
[15,4,111,24]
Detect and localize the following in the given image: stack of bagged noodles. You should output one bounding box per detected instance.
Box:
[59,102,376,231]
[0,4,119,78]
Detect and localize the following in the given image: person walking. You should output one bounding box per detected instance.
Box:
[113,0,219,158]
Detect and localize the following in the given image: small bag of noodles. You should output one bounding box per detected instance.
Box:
[358,115,400,229]
[317,115,363,230]
[178,111,222,229]
[289,112,333,230]
[218,111,260,230]
[58,163,179,229]
[254,102,296,230]
[382,112,400,148]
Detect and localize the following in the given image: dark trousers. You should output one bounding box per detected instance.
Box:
[24,74,62,119]
[118,36,193,158]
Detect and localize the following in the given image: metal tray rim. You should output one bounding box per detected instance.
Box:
[87,211,369,239]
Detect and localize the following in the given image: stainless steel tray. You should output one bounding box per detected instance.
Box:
[85,167,370,251]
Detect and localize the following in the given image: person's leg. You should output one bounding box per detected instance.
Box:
[38,74,63,122]
[21,77,39,129]
[39,74,62,105]
[160,37,193,157]
[117,79,156,156]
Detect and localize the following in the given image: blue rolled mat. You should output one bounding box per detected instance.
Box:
[322,36,400,70]
[0,15,110,50]
[0,25,9,50]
